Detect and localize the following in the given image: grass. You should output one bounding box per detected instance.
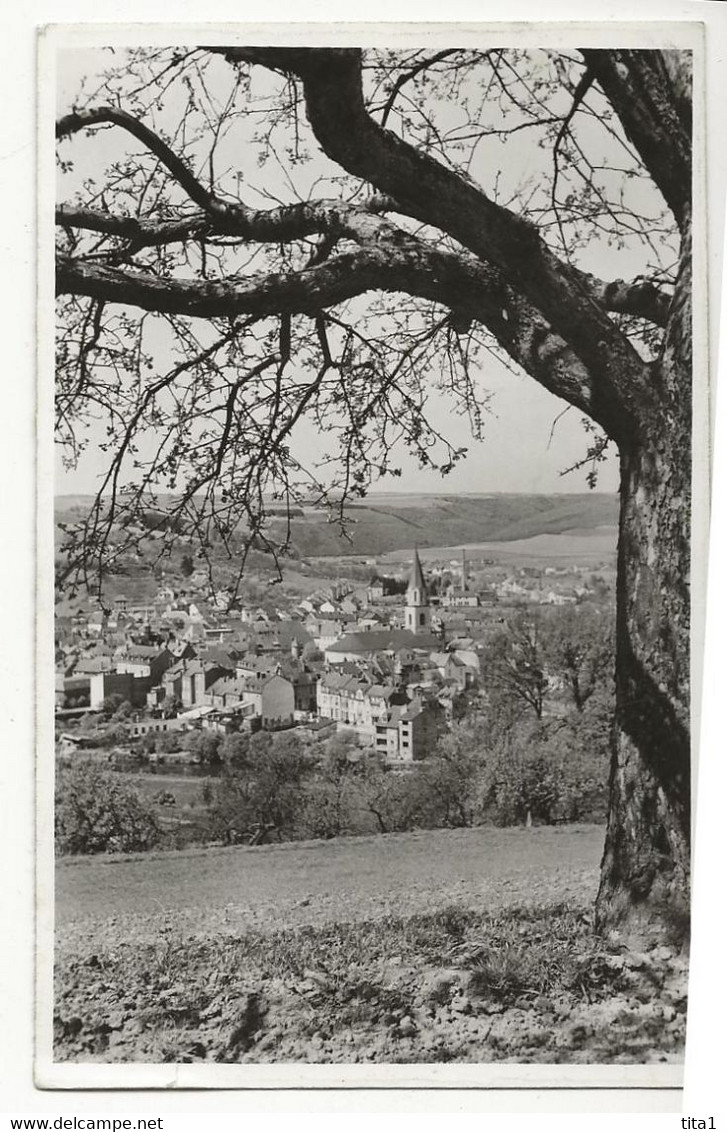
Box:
[54,899,687,1065]
[54,826,685,1065]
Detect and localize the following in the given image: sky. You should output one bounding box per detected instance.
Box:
[51,43,663,499]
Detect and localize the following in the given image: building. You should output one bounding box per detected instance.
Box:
[404,549,431,635]
[442,592,480,609]
[317,672,407,743]
[205,672,295,730]
[242,674,296,729]
[90,670,150,709]
[181,658,234,707]
[374,698,445,763]
[116,645,173,683]
[430,651,469,691]
[324,628,441,664]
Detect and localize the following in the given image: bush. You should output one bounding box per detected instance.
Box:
[207,731,315,843]
[484,745,562,825]
[183,730,222,765]
[55,762,161,855]
[353,757,434,834]
[297,777,357,840]
[154,731,182,754]
[482,711,610,825]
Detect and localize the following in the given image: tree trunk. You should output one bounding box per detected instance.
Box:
[595,231,692,947]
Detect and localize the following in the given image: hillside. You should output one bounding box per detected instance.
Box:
[55,491,619,560]
[54,825,686,1067]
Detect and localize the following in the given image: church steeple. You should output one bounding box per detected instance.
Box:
[405,549,430,634]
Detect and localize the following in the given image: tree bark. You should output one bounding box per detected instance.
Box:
[596,224,692,947]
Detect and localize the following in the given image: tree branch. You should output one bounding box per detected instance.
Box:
[55,195,396,249]
[214,46,652,420]
[57,203,672,327]
[57,222,643,439]
[57,106,222,215]
[378,49,463,127]
[580,49,691,232]
[56,205,211,248]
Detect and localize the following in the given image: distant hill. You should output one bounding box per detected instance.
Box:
[268,493,619,558]
[56,491,618,559]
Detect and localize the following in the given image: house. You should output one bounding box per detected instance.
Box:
[180,658,234,707]
[453,648,481,685]
[430,651,468,691]
[324,628,441,664]
[275,620,314,654]
[235,653,276,680]
[240,606,270,625]
[90,670,149,709]
[206,672,295,729]
[58,732,99,757]
[442,592,480,609]
[374,697,444,763]
[86,609,107,636]
[168,640,197,662]
[202,645,241,671]
[367,576,405,603]
[55,673,90,709]
[285,665,318,714]
[73,655,115,678]
[317,673,407,743]
[116,645,173,684]
[128,716,187,739]
[241,673,295,729]
[312,618,352,651]
[205,675,249,710]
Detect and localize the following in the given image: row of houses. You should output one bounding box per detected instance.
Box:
[57,551,493,762]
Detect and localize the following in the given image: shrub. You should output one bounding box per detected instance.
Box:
[482,712,610,825]
[154,731,182,754]
[207,731,315,843]
[297,777,357,840]
[353,757,435,834]
[183,729,222,765]
[55,762,161,855]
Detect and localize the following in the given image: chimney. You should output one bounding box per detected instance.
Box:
[461,548,466,594]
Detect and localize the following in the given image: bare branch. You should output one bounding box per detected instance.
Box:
[580,50,691,231]
[57,223,647,440]
[214,47,654,428]
[378,49,463,127]
[57,106,221,215]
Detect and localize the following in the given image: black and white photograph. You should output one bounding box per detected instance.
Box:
[36,19,715,1092]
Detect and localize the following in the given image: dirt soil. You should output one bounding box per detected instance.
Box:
[56,824,604,946]
[53,825,687,1065]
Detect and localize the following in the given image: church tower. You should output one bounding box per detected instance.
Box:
[405,548,431,635]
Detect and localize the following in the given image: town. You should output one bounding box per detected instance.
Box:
[56,536,614,772]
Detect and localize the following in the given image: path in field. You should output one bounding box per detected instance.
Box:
[56,824,604,952]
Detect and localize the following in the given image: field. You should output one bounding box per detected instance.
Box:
[382,526,617,567]
[57,824,604,942]
[54,825,687,1065]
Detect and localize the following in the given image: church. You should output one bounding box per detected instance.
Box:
[324,549,442,663]
[404,547,432,635]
